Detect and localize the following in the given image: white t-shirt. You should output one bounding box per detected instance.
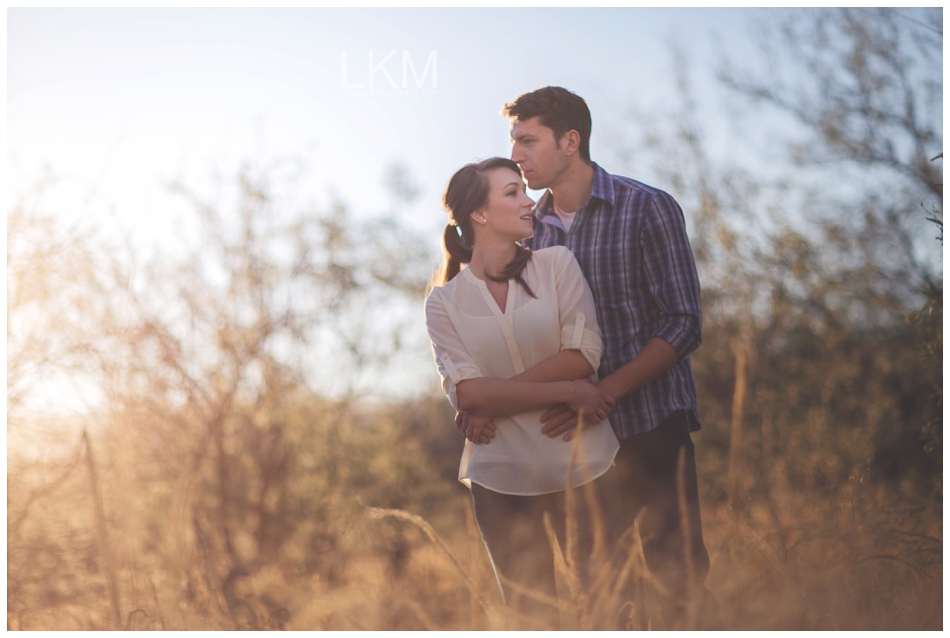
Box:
[553,202,578,232]
[425,246,620,496]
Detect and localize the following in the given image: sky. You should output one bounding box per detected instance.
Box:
[8,8,940,414]
[9,8,762,241]
[8,8,772,412]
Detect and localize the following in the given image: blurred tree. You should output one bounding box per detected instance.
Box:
[717,7,942,487]
[720,9,941,291]
[613,8,942,517]
[7,179,117,422]
[106,161,434,621]
[7,159,446,628]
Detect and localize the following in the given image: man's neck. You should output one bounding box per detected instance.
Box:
[549,161,595,213]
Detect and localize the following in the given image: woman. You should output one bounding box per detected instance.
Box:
[424,158,621,629]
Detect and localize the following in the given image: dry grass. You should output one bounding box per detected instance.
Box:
[7,415,942,631]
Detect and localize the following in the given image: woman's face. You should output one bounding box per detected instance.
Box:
[476,167,535,242]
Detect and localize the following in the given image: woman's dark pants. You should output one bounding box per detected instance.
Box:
[470,468,622,630]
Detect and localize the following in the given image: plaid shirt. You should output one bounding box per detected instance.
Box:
[523,163,702,439]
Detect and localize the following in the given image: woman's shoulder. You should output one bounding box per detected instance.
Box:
[532,245,572,260]
[425,272,465,307]
[530,245,579,273]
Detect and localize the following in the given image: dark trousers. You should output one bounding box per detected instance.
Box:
[471,468,623,630]
[615,410,722,630]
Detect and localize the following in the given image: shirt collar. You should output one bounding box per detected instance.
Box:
[589,162,616,206]
[534,161,615,224]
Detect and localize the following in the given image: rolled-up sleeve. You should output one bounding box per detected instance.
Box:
[552,247,604,374]
[424,290,484,411]
[641,192,703,358]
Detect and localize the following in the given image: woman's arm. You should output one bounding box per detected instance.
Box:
[457,249,609,438]
[457,247,604,415]
[455,349,597,443]
[456,376,614,421]
[509,348,594,383]
[455,348,596,418]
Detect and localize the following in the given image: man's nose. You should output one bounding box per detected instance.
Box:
[510,145,524,164]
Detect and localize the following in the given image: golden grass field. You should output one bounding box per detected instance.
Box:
[7,397,942,631]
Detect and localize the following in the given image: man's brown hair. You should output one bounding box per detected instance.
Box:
[503,86,592,163]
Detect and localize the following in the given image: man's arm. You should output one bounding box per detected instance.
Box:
[540,337,679,438]
[542,190,702,439]
[597,337,679,399]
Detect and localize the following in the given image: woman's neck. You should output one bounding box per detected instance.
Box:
[468,237,517,282]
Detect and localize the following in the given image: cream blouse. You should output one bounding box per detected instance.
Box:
[425,246,620,496]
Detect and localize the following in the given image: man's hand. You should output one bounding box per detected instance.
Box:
[455,411,496,444]
[540,404,582,440]
[542,379,619,440]
[565,379,615,423]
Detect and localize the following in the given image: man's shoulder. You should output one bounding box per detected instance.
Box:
[608,172,660,193]
[604,171,675,204]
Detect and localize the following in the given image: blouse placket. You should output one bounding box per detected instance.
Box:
[462,268,526,375]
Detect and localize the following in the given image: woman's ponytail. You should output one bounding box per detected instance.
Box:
[439,223,473,285]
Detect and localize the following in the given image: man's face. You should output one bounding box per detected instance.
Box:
[510,116,570,191]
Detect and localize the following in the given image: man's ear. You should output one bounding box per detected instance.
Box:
[561,130,581,157]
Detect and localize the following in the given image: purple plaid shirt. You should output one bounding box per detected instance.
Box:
[523,162,702,439]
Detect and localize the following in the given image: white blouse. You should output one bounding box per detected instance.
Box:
[425,246,620,496]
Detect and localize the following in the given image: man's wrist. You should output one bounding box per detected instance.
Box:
[596,376,625,401]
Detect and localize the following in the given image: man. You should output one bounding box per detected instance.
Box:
[504,86,720,630]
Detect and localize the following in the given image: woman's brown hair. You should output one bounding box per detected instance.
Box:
[431,158,535,297]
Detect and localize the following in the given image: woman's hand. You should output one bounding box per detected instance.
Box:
[565,379,615,426]
[455,412,496,444]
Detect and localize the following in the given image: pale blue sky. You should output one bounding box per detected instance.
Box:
[9,8,760,246]
[14,8,938,408]
[0,7,822,409]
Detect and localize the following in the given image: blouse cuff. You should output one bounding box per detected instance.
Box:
[438,351,483,411]
[560,324,604,375]
[438,352,482,385]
